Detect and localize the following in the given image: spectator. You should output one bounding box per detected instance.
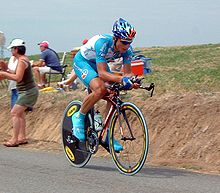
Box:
[0,56,18,108]
[82,39,88,45]
[32,41,62,88]
[57,39,88,88]
[0,38,39,147]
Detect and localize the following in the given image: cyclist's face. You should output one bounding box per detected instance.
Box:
[115,38,131,53]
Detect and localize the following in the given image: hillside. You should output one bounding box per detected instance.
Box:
[0,91,219,174]
[0,43,220,174]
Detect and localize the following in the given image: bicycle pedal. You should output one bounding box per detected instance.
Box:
[72,137,88,152]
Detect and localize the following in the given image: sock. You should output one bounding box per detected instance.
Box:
[79,111,86,119]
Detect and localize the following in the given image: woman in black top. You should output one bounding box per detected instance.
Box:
[0,39,39,147]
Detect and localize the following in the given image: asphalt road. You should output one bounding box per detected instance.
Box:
[0,145,219,193]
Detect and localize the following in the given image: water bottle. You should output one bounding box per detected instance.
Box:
[94,110,103,131]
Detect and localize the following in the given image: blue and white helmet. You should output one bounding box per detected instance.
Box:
[112,18,136,42]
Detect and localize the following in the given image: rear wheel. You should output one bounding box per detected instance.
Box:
[61,101,91,167]
[109,102,149,175]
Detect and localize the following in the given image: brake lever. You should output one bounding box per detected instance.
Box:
[131,75,144,84]
[108,82,122,91]
[140,83,155,97]
[149,83,155,97]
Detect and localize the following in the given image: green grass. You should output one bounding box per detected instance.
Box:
[140,43,220,94]
[2,43,219,94]
[29,44,220,93]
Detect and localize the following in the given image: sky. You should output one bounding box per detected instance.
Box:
[0,0,220,57]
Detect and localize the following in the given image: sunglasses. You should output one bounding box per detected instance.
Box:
[120,40,132,45]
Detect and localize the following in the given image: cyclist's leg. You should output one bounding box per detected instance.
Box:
[72,53,107,141]
[105,129,123,152]
[81,78,107,113]
[71,111,86,141]
[104,62,123,150]
[73,53,107,114]
[71,77,107,141]
[103,99,123,152]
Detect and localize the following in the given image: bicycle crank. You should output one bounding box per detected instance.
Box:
[87,131,99,154]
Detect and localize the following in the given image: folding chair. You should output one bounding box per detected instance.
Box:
[46,52,68,86]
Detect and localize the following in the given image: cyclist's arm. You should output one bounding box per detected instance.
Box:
[122,63,133,76]
[97,62,122,83]
[122,47,134,77]
[122,64,139,89]
[95,38,123,83]
[123,48,140,89]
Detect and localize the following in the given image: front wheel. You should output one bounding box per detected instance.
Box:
[109,102,149,175]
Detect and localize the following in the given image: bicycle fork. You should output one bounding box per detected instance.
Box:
[117,105,136,141]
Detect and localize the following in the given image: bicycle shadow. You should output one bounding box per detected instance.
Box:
[85,164,191,178]
[85,164,117,173]
[139,166,192,178]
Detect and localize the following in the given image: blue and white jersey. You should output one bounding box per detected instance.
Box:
[80,34,133,65]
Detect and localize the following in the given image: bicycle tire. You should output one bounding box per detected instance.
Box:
[61,100,91,168]
[109,102,149,175]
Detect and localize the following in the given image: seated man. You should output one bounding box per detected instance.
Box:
[32,41,62,88]
[72,18,137,152]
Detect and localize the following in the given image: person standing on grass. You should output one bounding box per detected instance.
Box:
[0,38,39,147]
[57,39,89,88]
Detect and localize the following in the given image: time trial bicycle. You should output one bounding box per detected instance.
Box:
[61,77,155,175]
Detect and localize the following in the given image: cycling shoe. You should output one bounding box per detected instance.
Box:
[105,129,123,152]
[72,112,85,141]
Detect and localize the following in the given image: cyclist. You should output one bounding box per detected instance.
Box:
[72,18,136,151]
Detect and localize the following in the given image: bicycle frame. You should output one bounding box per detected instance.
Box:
[98,89,125,152]
[88,80,155,153]
[62,78,154,174]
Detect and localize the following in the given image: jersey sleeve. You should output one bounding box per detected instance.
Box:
[94,38,109,64]
[40,51,47,61]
